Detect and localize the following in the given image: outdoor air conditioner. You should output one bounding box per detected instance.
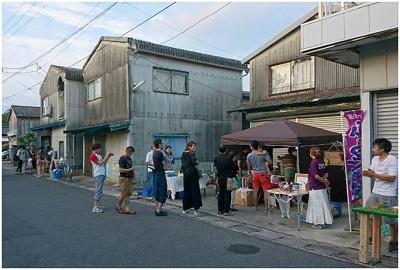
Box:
[43,106,52,117]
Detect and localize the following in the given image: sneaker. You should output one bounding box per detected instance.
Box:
[224,212,233,216]
[155,210,168,216]
[264,208,272,213]
[92,207,104,213]
[218,211,223,215]
[388,240,398,253]
[231,208,239,212]
[182,210,189,214]
[97,205,105,210]
[193,210,199,216]
[312,224,324,229]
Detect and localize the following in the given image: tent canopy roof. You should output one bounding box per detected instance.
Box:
[220,121,341,147]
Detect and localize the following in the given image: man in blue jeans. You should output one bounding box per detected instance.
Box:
[153,139,168,216]
[145,144,156,199]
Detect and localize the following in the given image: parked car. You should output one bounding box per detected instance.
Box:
[2,150,9,160]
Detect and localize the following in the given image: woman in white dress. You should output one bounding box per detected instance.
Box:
[306,147,333,229]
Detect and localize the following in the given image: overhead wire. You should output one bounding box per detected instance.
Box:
[3,2,24,28]
[124,2,241,59]
[3,2,119,83]
[160,2,231,45]
[3,3,35,35]
[4,3,49,41]
[3,2,176,102]
[68,2,177,68]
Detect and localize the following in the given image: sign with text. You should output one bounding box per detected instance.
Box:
[344,110,365,203]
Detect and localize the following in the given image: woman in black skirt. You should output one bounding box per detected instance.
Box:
[181,141,202,215]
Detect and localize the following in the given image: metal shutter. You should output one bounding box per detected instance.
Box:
[297,114,348,134]
[375,91,398,155]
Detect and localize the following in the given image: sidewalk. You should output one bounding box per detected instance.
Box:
[3,161,397,268]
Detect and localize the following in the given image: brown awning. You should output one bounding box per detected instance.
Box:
[220,121,341,147]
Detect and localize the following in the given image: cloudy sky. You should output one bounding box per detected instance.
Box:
[2,1,316,111]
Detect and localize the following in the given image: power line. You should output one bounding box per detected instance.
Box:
[124,2,241,59]
[3,2,24,27]
[4,3,35,35]
[40,3,102,68]
[4,2,177,102]
[3,2,119,83]
[3,81,42,101]
[2,63,39,70]
[160,2,231,45]
[138,54,241,100]
[4,3,48,41]
[69,2,177,68]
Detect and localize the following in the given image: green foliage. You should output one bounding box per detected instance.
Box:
[2,109,10,127]
[16,132,37,147]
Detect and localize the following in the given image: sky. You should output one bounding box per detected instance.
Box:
[2,1,316,112]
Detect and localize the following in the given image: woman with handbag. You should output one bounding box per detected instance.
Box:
[214,146,236,216]
[181,141,202,215]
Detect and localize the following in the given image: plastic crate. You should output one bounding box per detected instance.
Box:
[331,201,342,218]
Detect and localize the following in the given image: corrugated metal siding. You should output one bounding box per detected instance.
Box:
[297,114,348,134]
[375,91,398,155]
[315,58,359,91]
[251,115,347,133]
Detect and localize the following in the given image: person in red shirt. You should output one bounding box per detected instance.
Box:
[116,146,136,214]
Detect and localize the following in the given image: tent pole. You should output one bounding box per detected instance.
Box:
[341,111,352,232]
[296,147,300,173]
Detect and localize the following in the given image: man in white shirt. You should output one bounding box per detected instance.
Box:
[145,144,156,199]
[362,138,398,253]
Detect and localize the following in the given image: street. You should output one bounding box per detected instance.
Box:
[2,167,361,268]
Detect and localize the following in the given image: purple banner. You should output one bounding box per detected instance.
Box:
[344,110,365,203]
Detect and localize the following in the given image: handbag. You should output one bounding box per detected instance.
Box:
[227,177,238,191]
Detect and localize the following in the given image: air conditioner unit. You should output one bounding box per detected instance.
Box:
[43,106,52,117]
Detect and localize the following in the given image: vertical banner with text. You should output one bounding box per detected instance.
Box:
[344,110,365,203]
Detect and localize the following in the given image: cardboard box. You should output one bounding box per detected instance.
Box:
[234,188,254,207]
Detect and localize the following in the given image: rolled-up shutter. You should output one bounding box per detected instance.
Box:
[297,114,348,134]
[375,90,398,155]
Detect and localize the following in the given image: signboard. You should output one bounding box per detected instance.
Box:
[344,110,365,203]
[324,150,344,166]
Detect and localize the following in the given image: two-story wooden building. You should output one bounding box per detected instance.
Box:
[7,105,40,161]
[65,36,244,182]
[230,7,361,202]
[31,65,85,168]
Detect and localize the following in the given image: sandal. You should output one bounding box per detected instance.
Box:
[115,206,124,214]
[124,210,136,215]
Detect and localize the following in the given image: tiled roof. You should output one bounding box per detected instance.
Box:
[83,36,245,71]
[10,105,40,118]
[51,65,83,82]
[132,39,245,71]
[229,88,360,112]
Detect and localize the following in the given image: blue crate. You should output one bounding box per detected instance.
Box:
[331,201,342,218]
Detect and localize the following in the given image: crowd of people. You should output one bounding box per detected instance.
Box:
[14,145,53,177]
[14,136,396,251]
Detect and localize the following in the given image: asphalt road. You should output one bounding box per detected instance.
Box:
[2,167,361,268]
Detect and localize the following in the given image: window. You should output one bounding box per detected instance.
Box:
[153,134,188,159]
[153,67,188,94]
[42,96,50,116]
[271,57,315,94]
[59,141,64,159]
[87,78,101,101]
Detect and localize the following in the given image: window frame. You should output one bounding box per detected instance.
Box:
[87,77,102,102]
[42,96,49,116]
[153,133,189,160]
[270,57,315,95]
[153,67,189,95]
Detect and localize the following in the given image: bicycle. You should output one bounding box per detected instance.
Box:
[56,158,75,181]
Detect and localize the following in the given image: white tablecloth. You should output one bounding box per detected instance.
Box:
[166,173,209,200]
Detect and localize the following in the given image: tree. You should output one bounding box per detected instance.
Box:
[2,109,10,127]
[17,132,37,148]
